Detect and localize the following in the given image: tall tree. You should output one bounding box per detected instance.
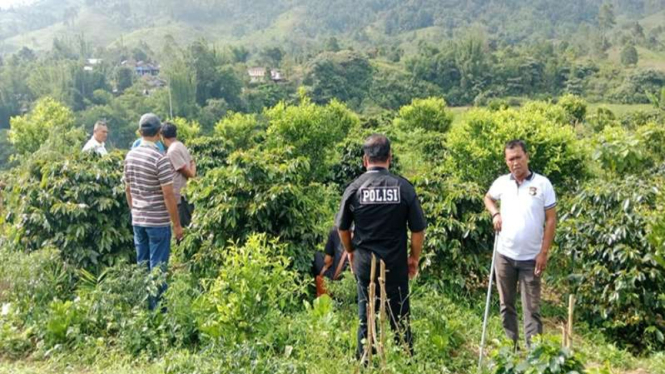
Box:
[163,55,197,118]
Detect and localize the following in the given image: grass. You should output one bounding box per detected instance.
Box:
[587,103,657,116]
[1,283,662,374]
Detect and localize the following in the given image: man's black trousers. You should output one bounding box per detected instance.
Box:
[356,278,412,358]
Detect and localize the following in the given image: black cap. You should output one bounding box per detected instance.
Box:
[139,113,162,132]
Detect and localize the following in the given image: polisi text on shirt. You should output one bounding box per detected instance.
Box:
[359,186,401,205]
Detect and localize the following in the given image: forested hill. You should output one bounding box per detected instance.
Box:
[1,0,664,54]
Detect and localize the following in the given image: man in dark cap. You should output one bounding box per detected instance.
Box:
[123,113,183,309]
[336,134,427,360]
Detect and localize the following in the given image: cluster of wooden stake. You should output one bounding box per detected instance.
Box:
[362,255,388,367]
[562,294,576,349]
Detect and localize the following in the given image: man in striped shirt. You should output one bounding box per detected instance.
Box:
[124,113,183,309]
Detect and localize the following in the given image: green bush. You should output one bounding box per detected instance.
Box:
[8,97,78,155]
[169,117,201,144]
[586,107,618,132]
[394,97,454,133]
[413,170,493,290]
[194,234,305,343]
[490,336,585,374]
[186,135,232,176]
[214,111,266,151]
[75,263,156,338]
[558,175,665,351]
[0,246,76,356]
[444,104,588,192]
[591,126,650,176]
[557,94,587,124]
[266,97,359,182]
[180,146,335,278]
[2,152,133,269]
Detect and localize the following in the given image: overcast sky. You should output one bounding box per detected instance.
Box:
[0,0,36,10]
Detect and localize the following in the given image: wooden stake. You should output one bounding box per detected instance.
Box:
[561,324,568,348]
[378,260,387,368]
[567,295,575,349]
[365,255,377,364]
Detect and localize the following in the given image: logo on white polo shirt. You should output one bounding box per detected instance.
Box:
[529,186,537,196]
[359,186,401,205]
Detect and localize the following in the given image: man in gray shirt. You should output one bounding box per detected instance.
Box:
[161,122,196,227]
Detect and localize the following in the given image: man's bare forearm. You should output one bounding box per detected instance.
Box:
[125,185,133,210]
[180,165,196,179]
[484,194,499,216]
[338,229,354,253]
[162,185,181,228]
[410,230,425,261]
[541,208,557,254]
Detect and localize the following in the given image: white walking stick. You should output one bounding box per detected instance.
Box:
[478,232,500,371]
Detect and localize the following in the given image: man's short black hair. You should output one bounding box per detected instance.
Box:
[363,134,391,163]
[505,139,528,154]
[161,122,177,139]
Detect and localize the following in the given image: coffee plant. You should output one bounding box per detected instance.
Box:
[2,152,133,270]
[179,146,335,278]
[558,175,665,350]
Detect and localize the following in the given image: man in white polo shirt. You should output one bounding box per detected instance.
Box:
[82,120,109,156]
[484,139,557,349]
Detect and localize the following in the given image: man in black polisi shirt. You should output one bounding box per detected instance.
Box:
[336,134,427,360]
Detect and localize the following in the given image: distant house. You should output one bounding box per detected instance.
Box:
[247,67,283,83]
[84,58,102,71]
[121,60,160,76]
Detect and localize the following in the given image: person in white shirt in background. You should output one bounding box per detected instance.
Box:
[484,139,557,351]
[82,120,109,156]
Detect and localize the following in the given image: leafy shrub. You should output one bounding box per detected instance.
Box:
[394,97,453,133]
[180,146,335,278]
[75,263,156,337]
[265,97,359,182]
[557,94,587,124]
[586,107,618,132]
[214,111,266,151]
[194,234,305,342]
[609,69,665,104]
[558,175,665,351]
[444,104,588,192]
[169,117,201,144]
[620,110,662,129]
[44,299,81,346]
[8,97,78,155]
[0,246,75,356]
[591,126,650,176]
[164,344,286,374]
[490,336,585,374]
[487,99,511,111]
[0,246,75,312]
[2,152,133,269]
[636,122,665,165]
[186,135,232,176]
[159,271,203,348]
[413,170,493,290]
[409,287,467,363]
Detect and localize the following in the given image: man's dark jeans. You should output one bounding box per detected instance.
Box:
[133,225,171,310]
[356,278,412,359]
